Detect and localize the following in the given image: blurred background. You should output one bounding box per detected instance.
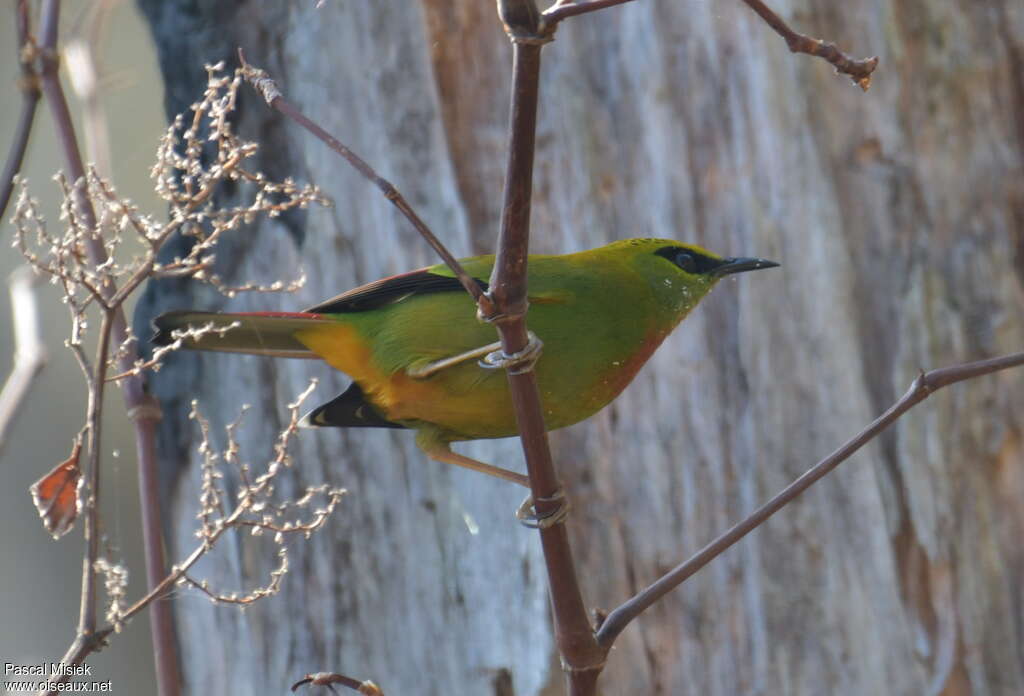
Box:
[0,2,160,691]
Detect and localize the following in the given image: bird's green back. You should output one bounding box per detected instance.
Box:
[301,239,722,441]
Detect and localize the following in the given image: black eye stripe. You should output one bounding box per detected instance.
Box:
[675,252,696,273]
[654,246,725,274]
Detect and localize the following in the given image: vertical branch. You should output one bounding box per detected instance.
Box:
[489,2,605,693]
[78,309,114,637]
[0,0,48,443]
[0,0,40,219]
[35,2,180,694]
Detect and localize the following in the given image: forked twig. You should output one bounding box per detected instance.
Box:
[595,351,1024,646]
[741,0,879,90]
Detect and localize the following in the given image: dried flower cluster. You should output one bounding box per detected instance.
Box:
[12,62,328,383]
[93,557,129,633]
[10,63,339,634]
[171,381,346,607]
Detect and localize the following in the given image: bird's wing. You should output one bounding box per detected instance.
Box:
[304,267,488,314]
[300,382,407,430]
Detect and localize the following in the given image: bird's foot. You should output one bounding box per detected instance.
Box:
[515,487,570,529]
[421,439,531,487]
[478,331,543,375]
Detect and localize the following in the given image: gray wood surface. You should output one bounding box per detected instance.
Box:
[136,1,1024,693]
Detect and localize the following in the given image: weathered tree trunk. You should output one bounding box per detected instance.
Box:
[135,1,1024,694]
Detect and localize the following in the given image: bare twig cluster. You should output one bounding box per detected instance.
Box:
[118,383,345,622]
[14,62,324,327]
[69,382,345,646]
[6,57,334,695]
[12,63,326,399]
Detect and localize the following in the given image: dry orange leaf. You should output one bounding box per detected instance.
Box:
[30,438,83,539]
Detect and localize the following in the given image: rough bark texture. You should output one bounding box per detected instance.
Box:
[135,1,1024,694]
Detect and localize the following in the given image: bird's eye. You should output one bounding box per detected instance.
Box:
[674,252,697,273]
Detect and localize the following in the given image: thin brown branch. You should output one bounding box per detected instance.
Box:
[543,0,635,25]
[41,630,114,693]
[36,2,179,694]
[291,672,384,695]
[236,50,494,316]
[105,383,338,629]
[0,267,48,454]
[37,2,129,685]
[78,309,115,638]
[484,0,640,691]
[104,322,238,383]
[491,2,620,694]
[595,350,1024,647]
[114,498,260,627]
[0,0,41,220]
[740,0,879,90]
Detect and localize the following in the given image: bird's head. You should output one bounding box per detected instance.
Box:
[614,238,779,317]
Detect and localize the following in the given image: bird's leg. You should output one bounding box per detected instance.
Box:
[405,331,542,379]
[431,448,531,487]
[415,431,571,527]
[415,430,529,487]
[406,341,502,379]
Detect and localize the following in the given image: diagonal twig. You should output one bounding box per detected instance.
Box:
[543,0,636,25]
[594,350,1024,647]
[236,49,495,317]
[740,0,879,90]
[291,672,383,695]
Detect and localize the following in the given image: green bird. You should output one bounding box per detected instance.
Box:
[153,238,778,485]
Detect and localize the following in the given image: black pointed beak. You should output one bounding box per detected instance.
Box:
[709,257,780,277]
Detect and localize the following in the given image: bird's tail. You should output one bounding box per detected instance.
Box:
[152,310,331,358]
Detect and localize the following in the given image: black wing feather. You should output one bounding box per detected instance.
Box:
[302,383,406,430]
[305,268,487,314]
